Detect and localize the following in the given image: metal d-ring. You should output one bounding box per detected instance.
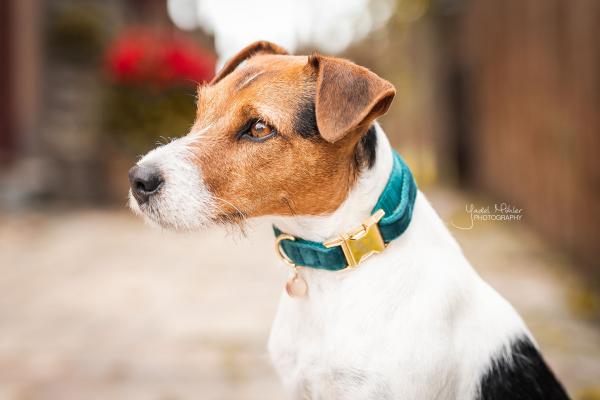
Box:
[275,234,296,268]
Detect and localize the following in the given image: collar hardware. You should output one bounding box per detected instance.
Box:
[323,209,386,268]
[275,209,386,271]
[275,233,297,268]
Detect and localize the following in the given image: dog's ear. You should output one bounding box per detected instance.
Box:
[309,55,395,143]
[211,41,288,84]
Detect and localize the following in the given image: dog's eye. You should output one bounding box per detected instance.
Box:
[251,121,272,137]
[242,120,276,142]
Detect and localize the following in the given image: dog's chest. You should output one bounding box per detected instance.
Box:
[267,254,464,400]
[269,327,457,400]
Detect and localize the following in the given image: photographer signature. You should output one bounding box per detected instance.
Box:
[451,203,523,230]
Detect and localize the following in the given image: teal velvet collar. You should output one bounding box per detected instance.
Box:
[273,150,417,271]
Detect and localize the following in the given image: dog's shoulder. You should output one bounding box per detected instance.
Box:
[477,335,570,400]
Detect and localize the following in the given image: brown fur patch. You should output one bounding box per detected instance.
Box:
[186,43,395,222]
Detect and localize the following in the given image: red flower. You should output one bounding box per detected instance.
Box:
[105,28,215,86]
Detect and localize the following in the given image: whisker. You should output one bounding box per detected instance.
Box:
[213,196,248,220]
[212,196,249,237]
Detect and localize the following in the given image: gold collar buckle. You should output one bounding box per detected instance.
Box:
[324,209,386,268]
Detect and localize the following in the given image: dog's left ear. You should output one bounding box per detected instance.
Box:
[309,55,395,143]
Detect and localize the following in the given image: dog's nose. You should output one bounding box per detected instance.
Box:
[128,164,164,204]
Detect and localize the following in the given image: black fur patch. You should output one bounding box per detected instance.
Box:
[477,336,570,400]
[355,125,378,169]
[293,100,377,170]
[293,99,319,138]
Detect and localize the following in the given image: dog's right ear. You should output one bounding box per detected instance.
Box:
[211,41,288,84]
[308,54,395,144]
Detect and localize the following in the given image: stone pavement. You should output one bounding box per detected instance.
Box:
[0,189,598,400]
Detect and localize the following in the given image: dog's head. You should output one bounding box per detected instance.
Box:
[128,41,395,230]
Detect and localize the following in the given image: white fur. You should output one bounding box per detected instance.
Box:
[129,128,215,230]
[267,125,531,399]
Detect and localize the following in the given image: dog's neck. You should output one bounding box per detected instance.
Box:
[270,123,393,243]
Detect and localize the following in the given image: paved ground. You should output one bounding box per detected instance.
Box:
[0,189,598,400]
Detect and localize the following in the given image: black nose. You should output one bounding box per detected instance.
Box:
[128,164,164,204]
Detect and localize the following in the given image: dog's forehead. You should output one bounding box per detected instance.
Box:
[196,54,310,117]
[245,54,308,69]
[194,54,311,131]
[219,54,309,88]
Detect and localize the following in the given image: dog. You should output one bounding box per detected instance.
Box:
[128,41,570,400]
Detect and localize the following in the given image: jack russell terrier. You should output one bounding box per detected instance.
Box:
[128,41,570,400]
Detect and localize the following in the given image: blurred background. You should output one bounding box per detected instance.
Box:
[0,0,599,399]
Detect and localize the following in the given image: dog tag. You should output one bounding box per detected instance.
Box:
[286,271,308,298]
